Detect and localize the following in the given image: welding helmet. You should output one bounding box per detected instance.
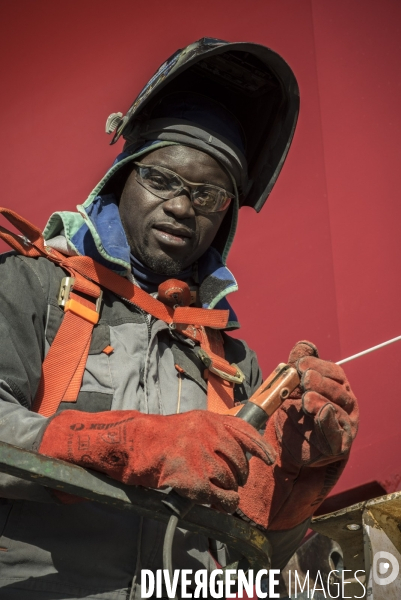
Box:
[106,37,299,213]
[105,38,299,260]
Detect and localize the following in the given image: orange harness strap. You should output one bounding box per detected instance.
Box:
[32,291,101,416]
[0,207,238,416]
[202,329,236,414]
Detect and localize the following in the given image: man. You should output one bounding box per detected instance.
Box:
[0,38,358,599]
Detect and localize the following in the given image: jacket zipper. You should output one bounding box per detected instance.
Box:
[119,295,152,344]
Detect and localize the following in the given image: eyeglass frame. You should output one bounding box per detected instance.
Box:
[133,161,235,214]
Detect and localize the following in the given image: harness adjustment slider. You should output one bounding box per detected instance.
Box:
[198,349,245,385]
[58,277,103,313]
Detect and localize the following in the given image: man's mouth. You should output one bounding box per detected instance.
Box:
[152,223,193,247]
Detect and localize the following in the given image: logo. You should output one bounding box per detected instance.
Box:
[373,551,399,586]
[70,423,85,431]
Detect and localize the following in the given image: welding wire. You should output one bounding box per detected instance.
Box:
[336,335,401,365]
[163,515,179,600]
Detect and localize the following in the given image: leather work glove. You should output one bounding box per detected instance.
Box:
[238,341,359,530]
[38,409,275,512]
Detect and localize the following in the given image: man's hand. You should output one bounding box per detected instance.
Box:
[238,341,359,531]
[38,409,274,512]
[281,340,359,463]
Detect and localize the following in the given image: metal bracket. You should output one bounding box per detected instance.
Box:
[309,492,401,598]
[58,277,75,307]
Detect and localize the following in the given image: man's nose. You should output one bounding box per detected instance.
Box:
[162,189,195,219]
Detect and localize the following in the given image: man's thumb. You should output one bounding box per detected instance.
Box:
[288,340,319,366]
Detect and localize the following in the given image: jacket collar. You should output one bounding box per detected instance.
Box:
[44,193,240,329]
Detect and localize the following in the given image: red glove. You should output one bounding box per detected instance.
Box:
[39,409,274,512]
[238,341,359,530]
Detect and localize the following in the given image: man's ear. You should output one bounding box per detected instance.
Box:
[210,199,234,257]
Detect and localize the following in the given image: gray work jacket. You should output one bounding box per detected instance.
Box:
[0,252,309,600]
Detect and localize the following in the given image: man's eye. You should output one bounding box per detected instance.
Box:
[145,171,170,189]
[195,188,217,207]
[148,176,167,188]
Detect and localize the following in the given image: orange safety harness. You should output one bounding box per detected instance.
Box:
[0,208,244,417]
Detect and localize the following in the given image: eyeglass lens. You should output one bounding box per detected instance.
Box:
[135,165,232,213]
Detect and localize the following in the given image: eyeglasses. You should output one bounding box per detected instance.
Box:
[134,162,234,214]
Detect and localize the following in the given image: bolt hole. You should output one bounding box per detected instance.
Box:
[329,550,344,573]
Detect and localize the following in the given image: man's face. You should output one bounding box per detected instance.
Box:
[119,145,233,275]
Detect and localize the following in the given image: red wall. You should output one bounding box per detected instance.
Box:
[1,0,401,499]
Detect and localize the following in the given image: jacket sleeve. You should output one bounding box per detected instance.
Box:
[0,253,56,501]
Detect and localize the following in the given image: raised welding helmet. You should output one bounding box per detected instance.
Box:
[106,37,299,260]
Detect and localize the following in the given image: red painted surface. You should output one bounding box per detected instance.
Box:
[1,0,400,499]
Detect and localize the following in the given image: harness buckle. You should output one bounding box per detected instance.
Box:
[198,349,245,385]
[58,277,103,313]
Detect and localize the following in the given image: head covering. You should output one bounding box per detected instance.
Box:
[107,37,299,213]
[104,37,299,260]
[123,92,248,193]
[118,92,244,260]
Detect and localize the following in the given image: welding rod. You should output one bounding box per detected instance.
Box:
[336,335,401,365]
